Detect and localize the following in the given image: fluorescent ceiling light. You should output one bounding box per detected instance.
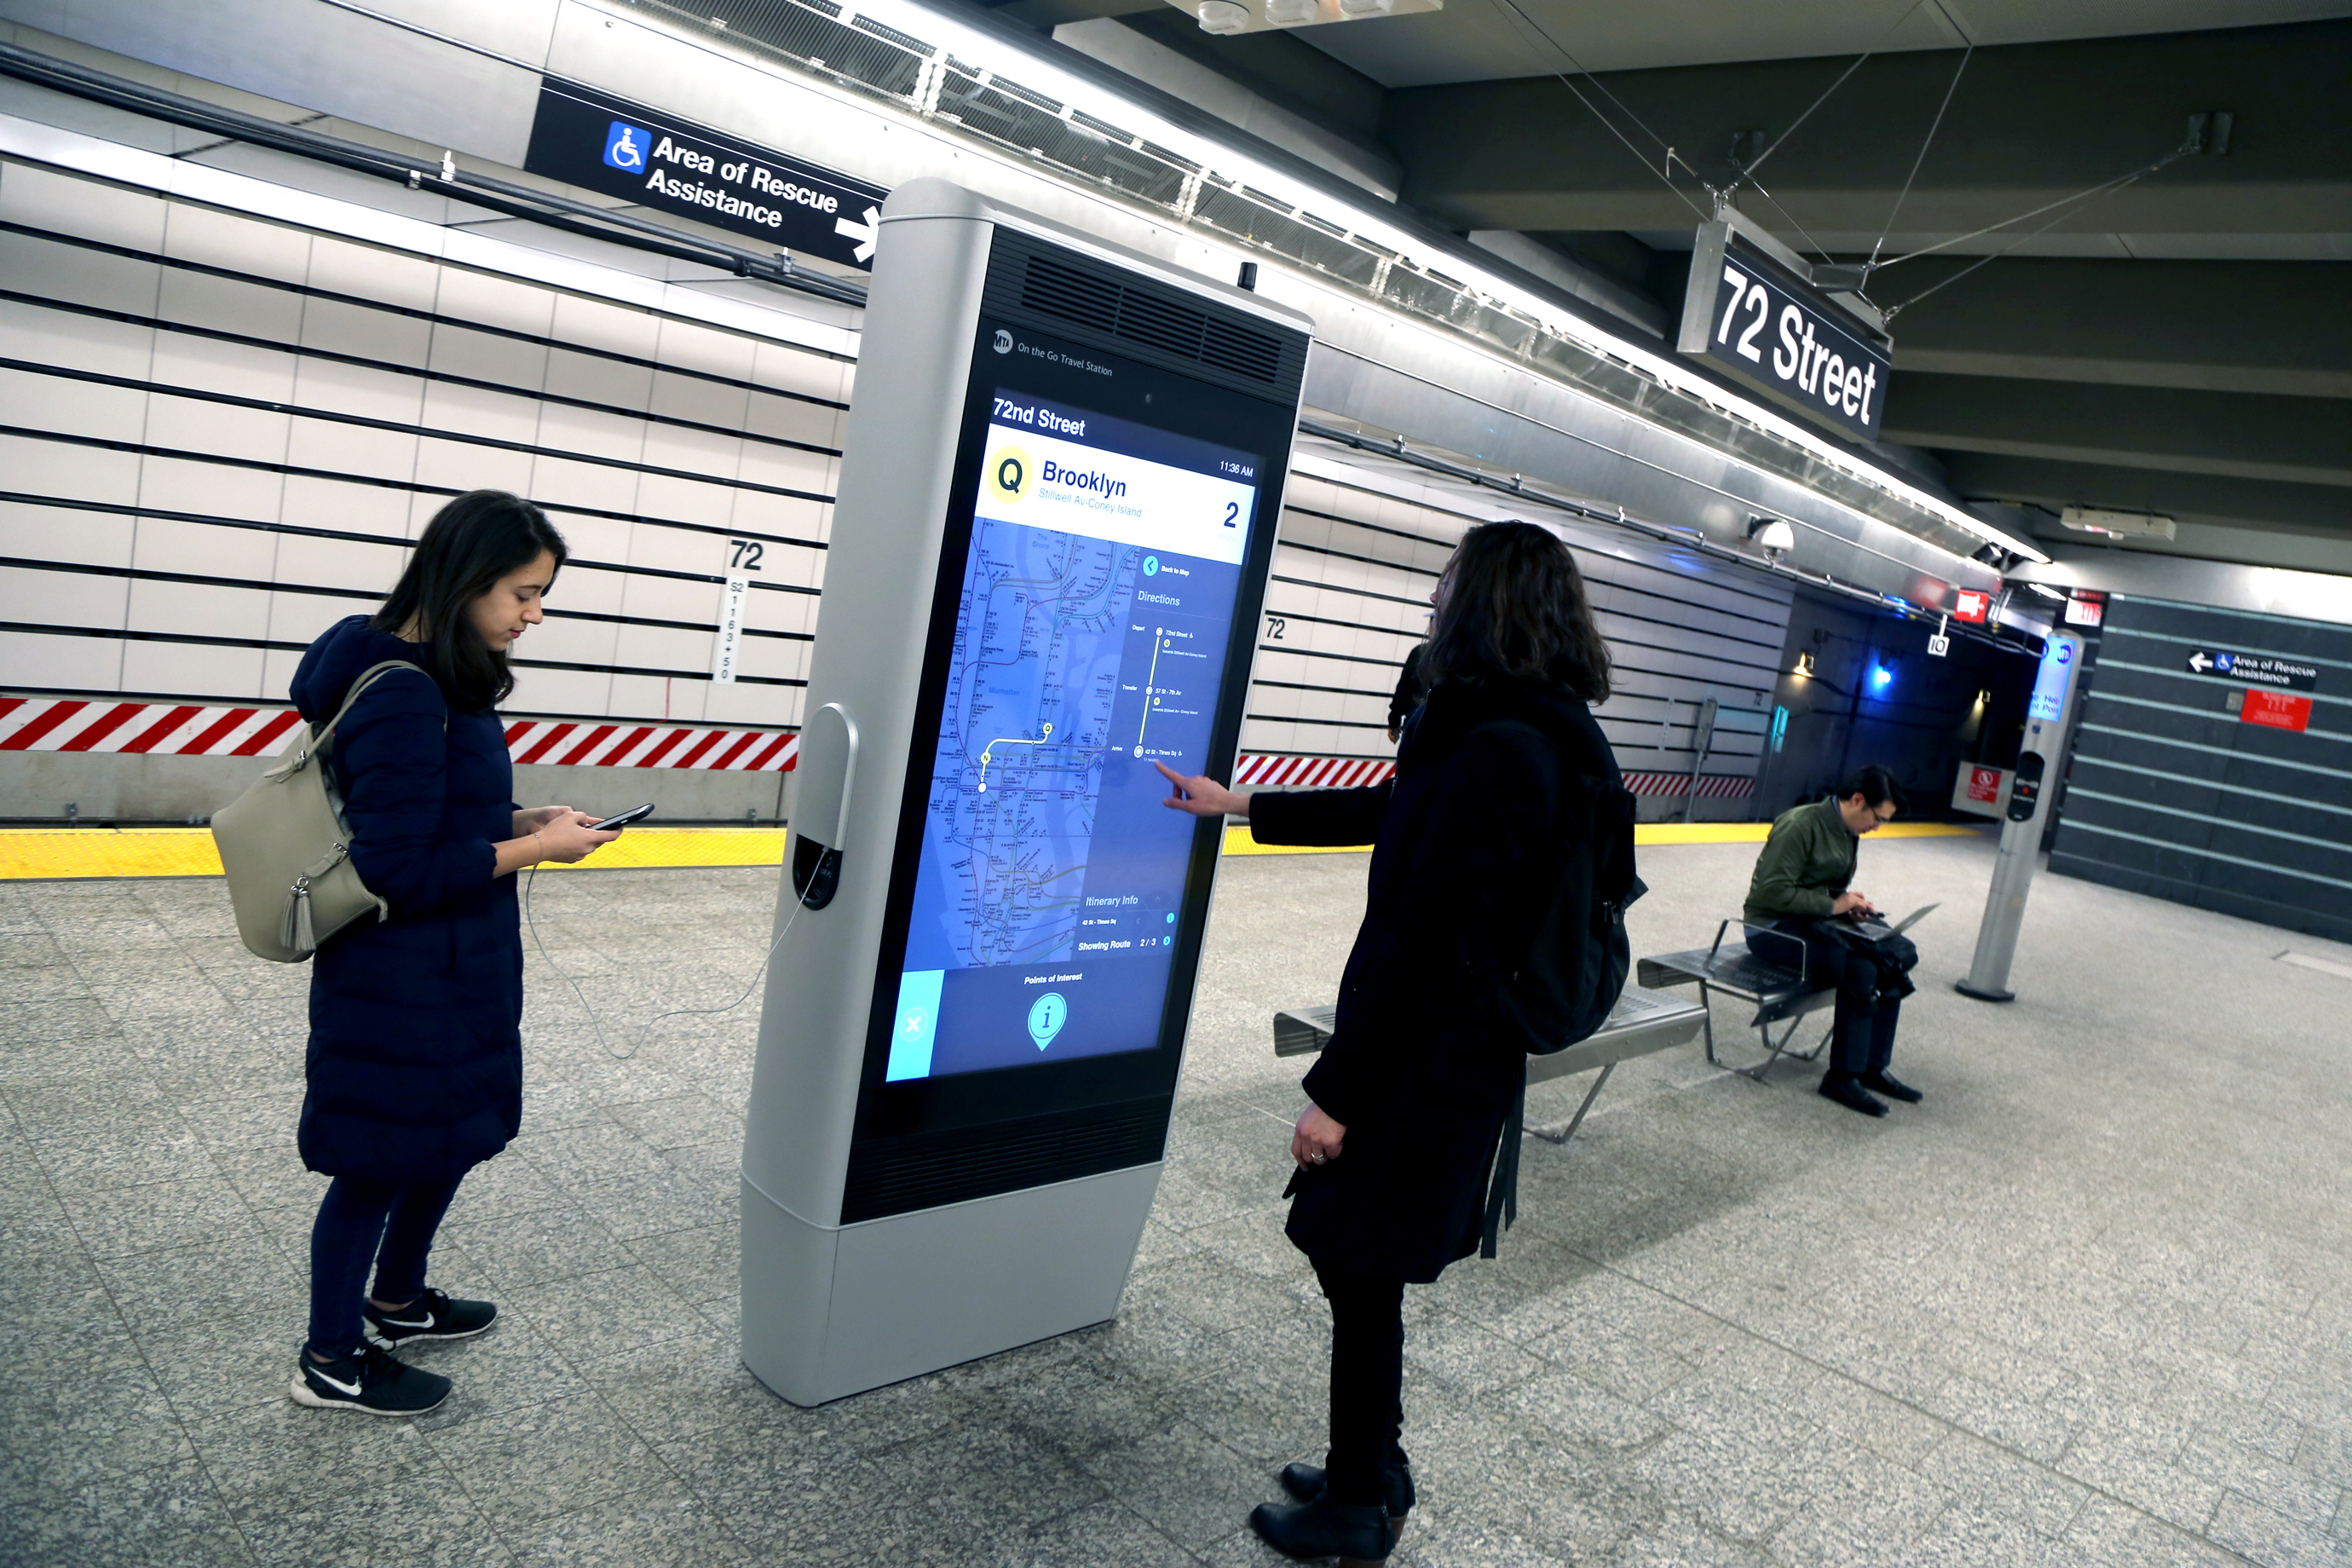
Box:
[826,0,2044,566]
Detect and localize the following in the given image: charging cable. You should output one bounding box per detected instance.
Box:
[522,862,814,1061]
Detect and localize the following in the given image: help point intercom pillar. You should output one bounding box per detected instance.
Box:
[737,180,1311,1405]
[1957,631,2086,1002]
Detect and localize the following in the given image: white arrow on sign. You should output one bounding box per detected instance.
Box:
[835,205,879,263]
[2188,651,2213,672]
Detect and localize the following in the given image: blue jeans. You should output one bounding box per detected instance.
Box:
[306,1173,464,1358]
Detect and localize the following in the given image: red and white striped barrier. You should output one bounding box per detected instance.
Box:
[1623,770,1755,798]
[0,697,304,759]
[0,697,798,772]
[1233,753,1398,789]
[1233,752,1752,798]
[503,719,798,772]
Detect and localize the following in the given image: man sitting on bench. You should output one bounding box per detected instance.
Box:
[1743,765,1922,1117]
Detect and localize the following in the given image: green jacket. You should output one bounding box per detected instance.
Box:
[1743,798,1858,925]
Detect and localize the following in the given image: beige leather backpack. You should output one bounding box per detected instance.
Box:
[212,660,437,962]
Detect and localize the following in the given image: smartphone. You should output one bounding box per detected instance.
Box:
[589,802,655,832]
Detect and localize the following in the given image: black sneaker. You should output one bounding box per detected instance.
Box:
[1819,1074,1889,1118]
[1860,1071,1923,1104]
[290,1342,451,1416]
[363,1288,498,1347]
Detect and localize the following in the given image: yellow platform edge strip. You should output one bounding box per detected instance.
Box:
[0,819,1985,880]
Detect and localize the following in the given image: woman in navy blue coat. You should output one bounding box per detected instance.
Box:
[1159,522,1623,1562]
[287,491,616,1417]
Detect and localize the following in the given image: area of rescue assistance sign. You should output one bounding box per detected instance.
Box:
[524,80,888,270]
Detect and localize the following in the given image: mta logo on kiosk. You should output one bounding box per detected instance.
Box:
[602,121,649,173]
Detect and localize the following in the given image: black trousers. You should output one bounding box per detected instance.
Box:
[1763,919,1916,1080]
[306,1173,464,1358]
[1313,1261,1408,1507]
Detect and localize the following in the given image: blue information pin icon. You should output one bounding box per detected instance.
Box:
[1027,992,1068,1052]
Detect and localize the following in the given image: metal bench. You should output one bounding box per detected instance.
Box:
[1635,922,1834,1082]
[1271,983,1707,1145]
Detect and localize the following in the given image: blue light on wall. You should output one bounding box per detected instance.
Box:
[1870,664,1894,691]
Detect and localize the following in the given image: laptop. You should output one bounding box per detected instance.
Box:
[1843,902,1938,943]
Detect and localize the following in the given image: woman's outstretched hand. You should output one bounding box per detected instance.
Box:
[1154,761,1248,818]
[1292,1103,1346,1168]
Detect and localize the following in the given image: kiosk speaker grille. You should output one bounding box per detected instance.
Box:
[1011,251,1288,389]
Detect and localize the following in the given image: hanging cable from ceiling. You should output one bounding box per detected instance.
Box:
[1876,139,2201,320]
[1720,0,1943,199]
[1482,0,1712,219]
[1865,40,1974,274]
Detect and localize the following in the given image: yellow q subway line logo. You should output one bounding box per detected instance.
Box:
[985,444,1032,506]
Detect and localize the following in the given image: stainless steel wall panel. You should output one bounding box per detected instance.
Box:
[4,0,547,164]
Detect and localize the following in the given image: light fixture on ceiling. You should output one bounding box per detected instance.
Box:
[2060,505,2176,541]
[1263,0,1317,23]
[1196,0,1250,32]
[1794,652,1815,678]
[1338,0,1397,13]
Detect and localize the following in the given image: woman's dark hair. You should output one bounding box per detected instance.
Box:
[1421,520,1611,702]
[372,491,567,712]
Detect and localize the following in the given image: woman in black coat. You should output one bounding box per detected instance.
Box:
[287,491,617,1417]
[1158,520,1622,1562]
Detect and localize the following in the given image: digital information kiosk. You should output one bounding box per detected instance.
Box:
[739,179,1312,1405]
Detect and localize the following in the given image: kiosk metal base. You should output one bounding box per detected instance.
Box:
[1953,980,2016,1003]
[740,1162,1162,1406]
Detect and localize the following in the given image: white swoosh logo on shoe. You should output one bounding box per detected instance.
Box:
[312,1369,363,1396]
[382,1311,435,1329]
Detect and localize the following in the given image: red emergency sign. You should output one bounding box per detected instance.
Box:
[1965,766,2003,804]
[2241,690,2313,732]
[1952,590,1991,624]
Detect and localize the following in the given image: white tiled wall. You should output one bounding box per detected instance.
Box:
[3,152,1784,778]
[0,153,849,728]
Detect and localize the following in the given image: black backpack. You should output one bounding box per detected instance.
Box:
[1479,730,1644,1259]
[1491,725,1646,1055]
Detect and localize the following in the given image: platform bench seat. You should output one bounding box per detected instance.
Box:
[1634,921,1836,1081]
[1270,984,1706,1144]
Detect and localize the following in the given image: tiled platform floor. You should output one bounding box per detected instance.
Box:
[3,835,2349,1565]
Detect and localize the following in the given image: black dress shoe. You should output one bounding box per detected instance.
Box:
[1279,1460,1415,1519]
[1249,1497,1397,1562]
[1819,1075,1888,1117]
[1860,1071,1922,1103]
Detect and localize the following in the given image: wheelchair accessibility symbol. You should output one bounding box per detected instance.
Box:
[602,121,649,173]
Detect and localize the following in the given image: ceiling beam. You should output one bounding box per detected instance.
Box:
[1378,21,2352,240]
[1882,375,2352,489]
[1938,452,2349,536]
[1882,258,2352,398]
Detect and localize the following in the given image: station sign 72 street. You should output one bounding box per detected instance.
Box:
[1677,218,1893,446]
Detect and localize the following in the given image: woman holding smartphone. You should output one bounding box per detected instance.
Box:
[286,490,617,1416]
[1159,521,1623,1561]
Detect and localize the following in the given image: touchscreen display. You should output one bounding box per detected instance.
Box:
[884,385,1263,1082]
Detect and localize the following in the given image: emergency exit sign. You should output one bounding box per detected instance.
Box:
[2242,690,2314,732]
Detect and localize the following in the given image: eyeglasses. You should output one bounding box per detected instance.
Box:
[1871,806,1898,825]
